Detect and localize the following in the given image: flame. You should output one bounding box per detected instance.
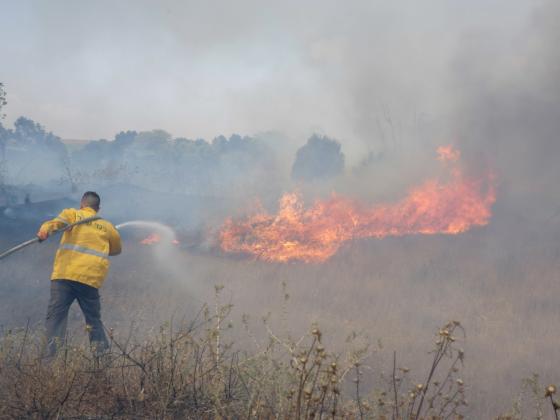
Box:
[140,233,161,245]
[140,234,180,246]
[219,146,496,263]
[140,233,179,245]
[437,145,461,163]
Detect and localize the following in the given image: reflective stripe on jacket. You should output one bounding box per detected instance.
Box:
[39,207,122,288]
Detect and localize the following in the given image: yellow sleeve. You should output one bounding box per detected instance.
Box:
[39,208,77,235]
[108,225,122,256]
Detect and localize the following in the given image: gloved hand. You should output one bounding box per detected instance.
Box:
[37,230,49,242]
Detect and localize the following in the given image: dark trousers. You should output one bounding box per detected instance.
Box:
[45,279,109,356]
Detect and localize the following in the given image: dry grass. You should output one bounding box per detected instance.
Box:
[2,311,557,419]
[0,295,474,419]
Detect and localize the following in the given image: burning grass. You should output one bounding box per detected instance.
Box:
[219,146,496,263]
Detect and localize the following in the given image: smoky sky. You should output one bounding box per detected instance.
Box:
[0,0,539,159]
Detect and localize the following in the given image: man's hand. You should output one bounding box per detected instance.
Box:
[37,230,49,242]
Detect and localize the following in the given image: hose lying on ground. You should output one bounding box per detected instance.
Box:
[0,216,101,261]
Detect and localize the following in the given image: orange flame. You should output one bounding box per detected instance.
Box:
[140,233,180,246]
[436,145,461,163]
[219,146,496,263]
[140,233,161,245]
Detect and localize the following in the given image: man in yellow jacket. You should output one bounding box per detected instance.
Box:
[37,191,121,356]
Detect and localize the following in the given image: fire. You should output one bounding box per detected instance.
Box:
[219,146,496,263]
[140,233,161,245]
[140,233,180,245]
[437,145,461,163]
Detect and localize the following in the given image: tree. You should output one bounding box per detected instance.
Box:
[0,84,8,202]
[291,134,345,182]
[0,83,7,159]
[134,129,172,149]
[0,82,6,119]
[114,130,137,148]
[13,116,67,156]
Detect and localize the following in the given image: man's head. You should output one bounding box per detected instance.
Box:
[81,191,101,211]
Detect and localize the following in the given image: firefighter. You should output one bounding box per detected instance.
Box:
[37,191,121,356]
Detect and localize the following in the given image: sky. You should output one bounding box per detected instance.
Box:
[0,0,537,149]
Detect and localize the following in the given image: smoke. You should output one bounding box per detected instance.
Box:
[2,1,560,416]
[0,1,533,148]
[2,0,551,197]
[450,1,560,206]
[0,117,67,189]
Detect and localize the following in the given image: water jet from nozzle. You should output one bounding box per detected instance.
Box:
[116,220,177,243]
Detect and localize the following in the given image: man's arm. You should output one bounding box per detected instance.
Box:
[108,226,122,256]
[37,209,77,240]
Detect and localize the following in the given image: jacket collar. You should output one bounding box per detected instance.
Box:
[81,207,98,215]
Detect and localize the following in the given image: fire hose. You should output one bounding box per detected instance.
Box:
[0,216,101,261]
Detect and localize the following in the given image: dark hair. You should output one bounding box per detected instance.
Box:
[82,191,101,210]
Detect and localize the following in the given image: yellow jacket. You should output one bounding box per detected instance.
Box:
[39,207,121,288]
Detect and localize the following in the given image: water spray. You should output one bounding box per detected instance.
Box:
[117,220,180,257]
[0,216,101,260]
[116,220,177,242]
[0,219,180,261]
